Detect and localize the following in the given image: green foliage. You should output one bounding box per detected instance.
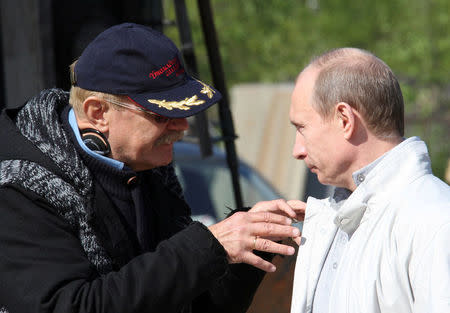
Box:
[163,0,450,179]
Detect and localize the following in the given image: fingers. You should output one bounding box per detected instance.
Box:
[287,200,306,213]
[247,211,292,226]
[241,252,277,272]
[292,236,302,246]
[287,200,306,222]
[243,238,301,272]
[208,210,301,272]
[248,219,300,239]
[250,199,306,222]
[274,199,298,219]
[250,199,297,219]
[253,236,296,256]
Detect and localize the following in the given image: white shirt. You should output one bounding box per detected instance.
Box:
[312,154,385,313]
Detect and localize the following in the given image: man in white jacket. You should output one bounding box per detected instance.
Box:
[290,47,450,313]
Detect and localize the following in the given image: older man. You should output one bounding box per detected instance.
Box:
[289,48,450,313]
[0,23,303,313]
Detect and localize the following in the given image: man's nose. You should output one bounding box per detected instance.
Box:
[292,135,307,160]
[167,117,189,131]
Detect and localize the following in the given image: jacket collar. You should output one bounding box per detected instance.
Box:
[333,137,431,235]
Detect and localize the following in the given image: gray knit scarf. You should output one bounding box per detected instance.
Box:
[0,89,185,313]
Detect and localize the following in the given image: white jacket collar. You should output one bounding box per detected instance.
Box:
[333,137,431,235]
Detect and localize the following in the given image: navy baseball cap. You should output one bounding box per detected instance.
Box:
[73,23,221,118]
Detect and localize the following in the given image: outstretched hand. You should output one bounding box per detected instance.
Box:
[208,199,305,272]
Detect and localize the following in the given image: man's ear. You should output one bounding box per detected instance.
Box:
[335,102,355,140]
[82,97,109,132]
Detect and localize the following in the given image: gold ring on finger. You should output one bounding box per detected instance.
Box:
[253,236,258,250]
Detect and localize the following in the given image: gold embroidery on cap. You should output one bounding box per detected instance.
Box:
[196,79,216,99]
[148,95,205,111]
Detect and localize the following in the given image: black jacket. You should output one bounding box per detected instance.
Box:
[0,89,267,313]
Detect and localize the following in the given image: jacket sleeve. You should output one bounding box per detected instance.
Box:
[192,258,270,313]
[191,208,274,313]
[412,222,450,313]
[0,187,230,313]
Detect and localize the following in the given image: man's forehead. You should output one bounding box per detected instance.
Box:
[290,66,321,122]
[293,68,318,103]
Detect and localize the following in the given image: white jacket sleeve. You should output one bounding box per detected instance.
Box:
[412,223,450,313]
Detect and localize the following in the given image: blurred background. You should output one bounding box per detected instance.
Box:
[1,0,448,185]
[163,0,450,184]
[1,1,449,312]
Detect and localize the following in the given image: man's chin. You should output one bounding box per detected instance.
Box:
[314,171,327,185]
[309,166,320,176]
[315,174,338,188]
[132,155,173,171]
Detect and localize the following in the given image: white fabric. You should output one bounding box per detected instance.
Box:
[290,137,450,313]
[313,145,389,312]
[312,228,348,313]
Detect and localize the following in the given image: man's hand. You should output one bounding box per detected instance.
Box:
[208,199,305,272]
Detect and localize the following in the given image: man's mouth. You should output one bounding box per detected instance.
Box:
[155,131,185,146]
[307,164,317,171]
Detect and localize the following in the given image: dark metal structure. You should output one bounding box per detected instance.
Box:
[0,0,243,208]
[196,0,244,208]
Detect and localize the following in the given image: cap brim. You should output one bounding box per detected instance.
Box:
[128,76,222,118]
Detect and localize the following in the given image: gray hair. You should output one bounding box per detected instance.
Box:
[309,48,404,137]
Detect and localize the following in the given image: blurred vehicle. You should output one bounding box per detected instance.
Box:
[173,140,282,225]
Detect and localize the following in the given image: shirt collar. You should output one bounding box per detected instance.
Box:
[351,152,385,187]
